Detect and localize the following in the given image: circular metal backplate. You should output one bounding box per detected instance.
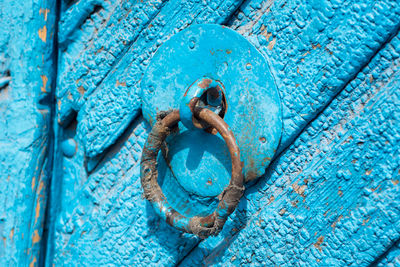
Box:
[141,24,282,198]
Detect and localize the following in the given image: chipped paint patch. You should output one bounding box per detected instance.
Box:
[39,8,50,21]
[32,230,40,244]
[38,26,47,42]
[314,236,324,252]
[40,75,48,93]
[267,37,276,50]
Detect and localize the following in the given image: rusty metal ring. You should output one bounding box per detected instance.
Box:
[140,105,244,239]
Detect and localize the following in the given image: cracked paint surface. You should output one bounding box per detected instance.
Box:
[1,0,399,265]
[48,0,400,265]
[0,0,57,266]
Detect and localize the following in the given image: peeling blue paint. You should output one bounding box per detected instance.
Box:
[47,0,400,265]
[0,0,57,266]
[1,0,400,265]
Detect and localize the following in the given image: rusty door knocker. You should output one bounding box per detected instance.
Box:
[140,24,282,238]
[140,98,245,239]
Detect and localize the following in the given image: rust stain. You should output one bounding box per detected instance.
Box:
[292,181,307,197]
[279,208,286,216]
[30,257,37,267]
[35,200,41,224]
[116,80,127,87]
[39,180,44,191]
[371,184,381,192]
[34,181,44,224]
[365,169,372,175]
[392,179,399,185]
[312,43,321,49]
[32,230,40,244]
[314,236,324,252]
[261,29,272,41]
[39,8,50,21]
[362,217,371,226]
[267,37,276,50]
[40,75,48,93]
[31,176,36,191]
[10,228,14,240]
[226,49,232,54]
[331,215,343,228]
[77,86,85,95]
[369,75,373,83]
[197,78,212,89]
[38,26,47,42]
[324,47,333,55]
[268,195,275,204]
[95,46,104,55]
[338,186,343,197]
[67,91,73,100]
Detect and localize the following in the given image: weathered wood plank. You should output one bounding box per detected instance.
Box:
[180,27,400,266]
[375,240,400,266]
[51,0,400,265]
[49,0,244,265]
[56,0,166,123]
[51,118,205,265]
[0,0,57,265]
[60,0,244,158]
[229,0,400,153]
[77,0,400,160]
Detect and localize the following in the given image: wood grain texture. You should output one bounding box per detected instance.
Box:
[56,0,164,123]
[375,239,400,266]
[180,26,400,266]
[48,0,244,265]
[57,0,243,158]
[229,0,400,153]
[0,0,57,266]
[48,0,400,265]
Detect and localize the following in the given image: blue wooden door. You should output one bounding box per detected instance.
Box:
[1,0,400,266]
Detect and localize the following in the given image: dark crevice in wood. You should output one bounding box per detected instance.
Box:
[176,17,400,267]
[369,238,400,266]
[84,111,144,175]
[40,0,61,264]
[0,70,11,90]
[221,0,246,26]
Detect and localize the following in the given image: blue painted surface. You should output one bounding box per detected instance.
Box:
[179,77,224,132]
[181,24,400,267]
[0,0,57,266]
[1,0,400,265]
[141,24,282,208]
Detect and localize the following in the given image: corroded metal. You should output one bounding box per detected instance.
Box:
[141,24,282,187]
[140,106,244,238]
